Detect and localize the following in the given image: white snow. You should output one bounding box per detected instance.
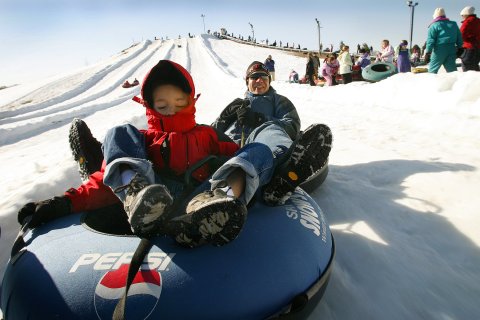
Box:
[1,34,480,319]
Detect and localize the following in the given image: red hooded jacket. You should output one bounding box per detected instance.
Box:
[461,15,480,49]
[65,60,238,213]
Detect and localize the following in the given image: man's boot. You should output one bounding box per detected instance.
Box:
[263,123,332,205]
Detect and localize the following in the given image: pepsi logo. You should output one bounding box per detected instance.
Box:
[94,264,162,320]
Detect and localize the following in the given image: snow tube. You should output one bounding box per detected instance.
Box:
[361,62,397,82]
[1,188,334,320]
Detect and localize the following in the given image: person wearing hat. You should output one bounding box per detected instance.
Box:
[395,40,411,73]
[185,61,332,237]
[424,7,463,73]
[264,55,276,81]
[459,6,480,71]
[17,60,245,248]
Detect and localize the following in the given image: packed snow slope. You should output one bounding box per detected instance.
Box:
[1,34,480,319]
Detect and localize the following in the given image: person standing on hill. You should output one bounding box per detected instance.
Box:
[338,45,353,84]
[264,55,276,81]
[424,7,463,74]
[459,6,480,71]
[305,53,316,86]
[395,40,411,73]
[312,53,321,80]
[356,48,371,69]
[376,40,395,63]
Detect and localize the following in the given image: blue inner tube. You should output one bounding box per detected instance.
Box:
[361,62,397,82]
[1,188,334,320]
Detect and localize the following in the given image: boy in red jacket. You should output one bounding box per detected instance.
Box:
[18,60,245,246]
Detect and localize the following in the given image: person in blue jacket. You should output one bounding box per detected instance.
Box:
[264,55,276,81]
[179,61,332,247]
[425,7,463,74]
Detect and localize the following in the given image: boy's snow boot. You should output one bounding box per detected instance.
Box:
[263,123,332,206]
[122,80,132,88]
[115,174,173,237]
[132,78,139,86]
[69,118,104,181]
[170,188,247,248]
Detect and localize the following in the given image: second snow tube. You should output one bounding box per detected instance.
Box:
[362,62,397,82]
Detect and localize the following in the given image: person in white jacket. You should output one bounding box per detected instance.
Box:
[338,45,353,84]
[376,39,395,63]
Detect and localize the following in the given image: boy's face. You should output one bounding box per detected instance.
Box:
[152,84,190,115]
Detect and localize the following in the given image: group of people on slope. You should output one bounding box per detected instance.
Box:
[18,59,332,248]
[372,5,479,74]
[375,39,412,73]
[320,46,359,86]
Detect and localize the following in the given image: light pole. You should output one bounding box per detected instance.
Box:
[201,14,206,33]
[248,22,254,42]
[406,1,419,50]
[315,18,322,54]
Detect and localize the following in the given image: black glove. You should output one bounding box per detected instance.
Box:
[424,53,431,64]
[17,196,72,227]
[218,99,250,121]
[212,99,250,132]
[236,107,266,127]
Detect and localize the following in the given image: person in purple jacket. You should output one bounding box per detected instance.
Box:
[356,48,371,69]
[395,40,411,73]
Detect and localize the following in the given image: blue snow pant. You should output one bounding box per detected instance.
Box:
[429,44,458,74]
[102,124,186,202]
[210,123,294,204]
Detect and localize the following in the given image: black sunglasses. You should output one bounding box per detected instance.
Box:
[249,74,269,81]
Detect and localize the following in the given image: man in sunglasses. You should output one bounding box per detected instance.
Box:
[182,61,332,246]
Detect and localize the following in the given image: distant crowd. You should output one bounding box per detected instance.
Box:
[221,5,479,83]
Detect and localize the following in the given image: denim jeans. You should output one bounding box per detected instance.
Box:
[102,124,185,201]
[211,123,293,204]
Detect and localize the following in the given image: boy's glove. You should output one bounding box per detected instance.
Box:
[17,196,72,227]
[424,53,431,64]
[236,107,266,127]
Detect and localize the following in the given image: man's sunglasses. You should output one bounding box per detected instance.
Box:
[249,74,269,81]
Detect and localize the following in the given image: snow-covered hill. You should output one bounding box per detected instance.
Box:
[1,34,480,319]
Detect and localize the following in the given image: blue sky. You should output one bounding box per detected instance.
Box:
[1,0,478,85]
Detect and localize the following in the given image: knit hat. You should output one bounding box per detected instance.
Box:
[433,7,445,19]
[460,6,475,16]
[245,61,271,83]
